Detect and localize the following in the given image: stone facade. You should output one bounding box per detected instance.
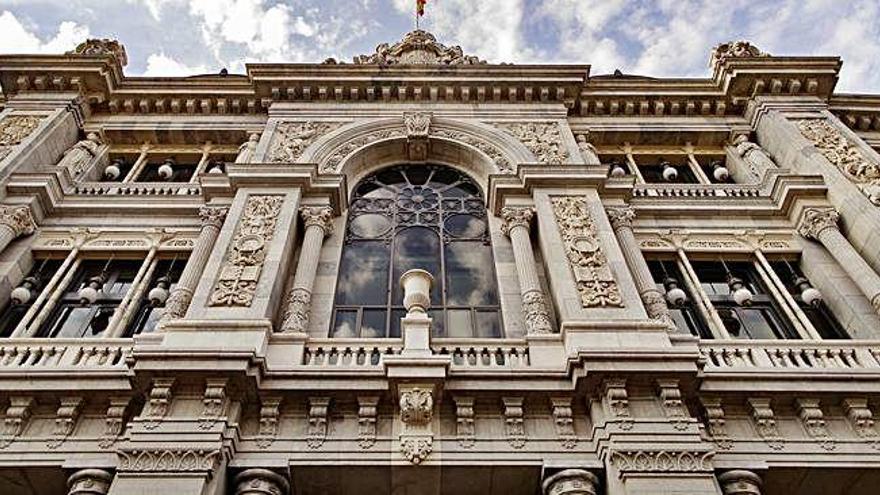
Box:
[0,31,877,495]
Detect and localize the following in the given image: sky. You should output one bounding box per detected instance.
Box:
[0,0,878,93]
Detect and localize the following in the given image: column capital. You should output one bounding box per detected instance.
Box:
[718,470,762,495]
[606,205,636,231]
[67,468,113,495]
[0,205,35,237]
[234,468,290,495]
[797,207,839,240]
[198,205,229,229]
[300,205,334,235]
[542,469,599,495]
[500,206,534,236]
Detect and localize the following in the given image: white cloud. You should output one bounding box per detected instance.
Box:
[0,10,90,54]
[142,52,209,76]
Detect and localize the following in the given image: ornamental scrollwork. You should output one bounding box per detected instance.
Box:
[399,386,435,464]
[431,127,512,173]
[320,128,405,173]
[748,398,784,450]
[550,397,577,449]
[502,397,526,449]
[551,196,623,308]
[0,115,42,162]
[357,396,379,449]
[47,397,83,449]
[701,398,733,450]
[280,288,311,333]
[400,388,433,425]
[609,449,714,474]
[269,122,343,163]
[709,40,768,67]
[257,397,282,449]
[67,38,128,65]
[497,122,569,164]
[798,119,880,205]
[350,30,485,65]
[0,397,33,449]
[209,195,284,307]
[117,449,221,473]
[453,396,476,449]
[843,399,880,450]
[797,399,835,451]
[306,397,330,449]
[99,396,130,449]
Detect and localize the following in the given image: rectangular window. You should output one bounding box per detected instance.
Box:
[0,258,63,337]
[646,259,712,338]
[769,260,848,339]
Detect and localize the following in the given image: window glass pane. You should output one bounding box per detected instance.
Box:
[475,311,502,338]
[336,242,389,305]
[429,309,445,337]
[447,309,472,338]
[389,309,406,338]
[392,227,441,305]
[739,308,782,339]
[331,310,358,338]
[445,242,498,306]
[349,214,392,238]
[361,309,386,338]
[445,214,486,238]
[51,306,94,338]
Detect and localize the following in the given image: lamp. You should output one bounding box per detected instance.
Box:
[157,158,175,180]
[79,258,112,305]
[609,160,627,177]
[661,161,678,181]
[794,276,823,307]
[148,276,170,306]
[208,161,224,174]
[711,160,730,182]
[664,277,688,306]
[104,159,123,180]
[722,259,753,306]
[11,276,39,305]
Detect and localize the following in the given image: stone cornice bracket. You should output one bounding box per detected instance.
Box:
[0,204,36,238]
[0,396,34,449]
[99,396,131,449]
[796,398,834,450]
[198,379,229,430]
[701,397,732,450]
[143,378,175,430]
[502,396,526,449]
[542,469,599,495]
[796,206,839,240]
[452,396,475,449]
[199,205,229,229]
[257,396,282,449]
[233,469,290,495]
[67,468,113,495]
[656,380,689,431]
[842,398,880,450]
[718,470,763,495]
[47,396,83,449]
[398,385,435,464]
[602,378,633,430]
[748,398,783,450]
[307,397,330,449]
[404,112,431,162]
[357,396,379,449]
[550,397,577,449]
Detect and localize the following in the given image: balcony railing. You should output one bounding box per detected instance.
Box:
[700,340,880,371]
[70,182,202,196]
[0,338,131,370]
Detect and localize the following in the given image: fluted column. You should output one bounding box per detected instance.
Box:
[797,207,880,316]
[500,207,552,335]
[718,470,762,495]
[606,205,676,329]
[161,205,228,322]
[0,205,35,254]
[234,468,289,495]
[542,469,599,495]
[67,468,113,495]
[280,206,333,333]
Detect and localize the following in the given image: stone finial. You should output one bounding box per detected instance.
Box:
[796,207,839,240]
[500,206,534,236]
[299,206,334,235]
[0,205,36,237]
[351,29,486,65]
[718,470,763,495]
[67,39,128,67]
[710,40,768,67]
[233,469,289,495]
[605,205,636,231]
[67,468,113,495]
[542,469,599,495]
[198,205,229,229]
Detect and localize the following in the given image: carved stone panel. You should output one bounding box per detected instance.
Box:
[798,119,880,205]
[551,196,623,307]
[269,122,343,163]
[497,122,569,164]
[398,385,435,464]
[0,115,42,161]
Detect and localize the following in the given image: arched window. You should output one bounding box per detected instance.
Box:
[332,164,502,338]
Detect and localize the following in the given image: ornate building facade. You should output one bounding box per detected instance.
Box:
[0,31,878,494]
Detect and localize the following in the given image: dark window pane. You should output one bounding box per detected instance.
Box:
[445,214,486,238]
[446,309,472,338]
[475,311,502,338]
[445,242,498,306]
[349,214,392,238]
[389,309,406,338]
[361,309,387,338]
[392,227,441,305]
[739,308,783,339]
[429,309,445,337]
[336,242,389,305]
[332,310,358,338]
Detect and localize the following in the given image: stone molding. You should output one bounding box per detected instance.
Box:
[609,449,715,474]
[542,469,599,495]
[602,379,633,430]
[143,378,174,430]
[701,397,733,450]
[657,380,689,431]
[798,118,880,205]
[796,207,840,240]
[0,397,34,449]
[117,448,221,473]
[99,396,131,449]
[67,468,113,495]
[198,379,228,430]
[0,205,36,237]
[796,398,834,450]
[842,398,880,450]
[234,468,290,495]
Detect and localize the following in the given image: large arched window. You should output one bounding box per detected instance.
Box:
[332,164,502,338]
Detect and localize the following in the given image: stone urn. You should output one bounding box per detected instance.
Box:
[400,269,434,314]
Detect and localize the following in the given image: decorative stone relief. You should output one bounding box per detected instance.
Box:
[143,378,174,430]
[0,115,42,161]
[542,469,599,495]
[306,397,330,449]
[57,133,102,179]
[521,291,554,335]
[609,450,714,474]
[47,397,83,449]
[657,380,689,431]
[0,205,36,238]
[320,128,404,173]
[67,468,113,495]
[709,40,768,67]
[498,122,569,164]
[198,379,228,430]
[551,196,623,307]
[431,127,513,173]
[256,396,282,449]
[550,397,577,449]
[350,30,485,65]
[117,449,221,473]
[357,396,379,449]
[99,396,130,449]
[200,205,230,229]
[701,397,732,450]
[453,396,475,449]
[748,398,783,450]
[269,122,343,163]
[796,398,834,450]
[796,207,839,240]
[233,469,289,495]
[209,195,284,307]
[235,133,260,163]
[0,397,33,449]
[399,386,434,464]
[576,132,600,165]
[732,134,777,182]
[842,398,880,450]
[798,119,880,205]
[502,397,526,449]
[280,288,311,333]
[602,379,633,430]
[404,112,431,161]
[67,38,128,65]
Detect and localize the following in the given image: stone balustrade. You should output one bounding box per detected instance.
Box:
[71,182,202,196]
[0,338,131,369]
[700,341,880,371]
[633,183,762,198]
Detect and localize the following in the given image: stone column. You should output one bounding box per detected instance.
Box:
[797,207,880,316]
[67,468,113,495]
[280,206,333,333]
[0,205,35,254]
[161,205,228,321]
[542,469,599,495]
[718,470,762,495]
[606,205,675,329]
[500,207,553,335]
[234,469,289,495]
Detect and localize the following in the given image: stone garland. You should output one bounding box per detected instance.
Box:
[268,122,343,163]
[497,122,569,164]
[209,195,284,307]
[550,196,624,308]
[798,119,880,205]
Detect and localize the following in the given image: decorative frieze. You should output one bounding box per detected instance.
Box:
[0,205,36,238]
[0,115,42,161]
[842,398,880,450]
[748,398,783,450]
[453,396,476,449]
[117,449,221,473]
[502,396,526,449]
[268,122,342,163]
[399,386,434,464]
[432,127,512,173]
[551,196,623,307]
[256,396,282,449]
[498,122,569,164]
[0,397,34,449]
[321,127,404,173]
[357,396,379,449]
[550,397,577,449]
[47,397,83,449]
[198,379,228,430]
[796,398,834,450]
[657,380,689,431]
[609,449,714,474]
[209,195,284,307]
[602,379,633,430]
[143,378,174,430]
[701,397,732,450]
[306,397,330,449]
[99,396,130,448]
[798,119,880,205]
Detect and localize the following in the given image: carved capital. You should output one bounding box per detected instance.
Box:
[797,207,839,240]
[300,206,334,235]
[234,468,289,495]
[542,469,599,495]
[500,206,534,236]
[0,205,36,237]
[199,205,229,229]
[718,470,763,495]
[67,468,113,495]
[605,205,636,231]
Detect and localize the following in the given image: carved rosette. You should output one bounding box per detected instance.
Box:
[209,195,284,307]
[280,288,311,333]
[798,119,880,205]
[199,205,229,229]
[67,38,128,66]
[709,40,768,67]
[399,386,435,464]
[0,115,43,161]
[609,449,715,474]
[0,205,36,237]
[542,469,599,495]
[551,196,623,307]
[796,207,840,240]
[234,468,290,495]
[498,122,569,164]
[350,30,486,65]
[67,468,113,495]
[269,122,343,163]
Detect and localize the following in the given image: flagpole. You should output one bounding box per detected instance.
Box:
[415,1,419,30]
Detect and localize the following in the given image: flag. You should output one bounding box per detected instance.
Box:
[417,0,427,16]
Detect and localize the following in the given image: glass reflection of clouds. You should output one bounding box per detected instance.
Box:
[332,165,502,338]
